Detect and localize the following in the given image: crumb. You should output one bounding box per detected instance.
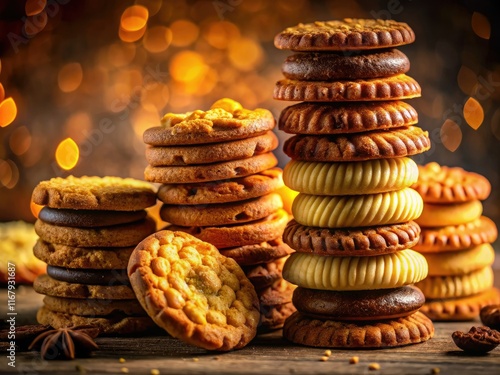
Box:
[119,358,126,363]
[324,349,332,357]
[75,365,86,374]
[320,356,329,362]
[369,363,381,371]
[349,356,359,364]
[431,368,440,374]
[151,370,160,375]
[121,368,129,374]
[213,356,221,360]
[193,358,199,362]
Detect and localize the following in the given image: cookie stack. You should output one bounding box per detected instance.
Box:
[31,176,157,334]
[412,162,500,320]
[143,98,295,330]
[273,19,435,348]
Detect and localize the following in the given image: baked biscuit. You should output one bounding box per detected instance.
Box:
[219,238,293,266]
[38,207,147,227]
[127,230,260,351]
[244,257,288,290]
[258,279,296,306]
[283,127,430,162]
[416,201,483,227]
[43,296,146,316]
[46,266,129,286]
[274,19,415,51]
[259,302,296,331]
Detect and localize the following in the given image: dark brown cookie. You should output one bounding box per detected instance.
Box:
[259,302,296,331]
[46,266,129,286]
[258,279,296,306]
[243,256,288,290]
[219,238,294,266]
[38,207,147,228]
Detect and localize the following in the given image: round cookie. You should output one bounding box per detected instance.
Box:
[283,249,428,291]
[282,49,410,81]
[127,230,260,351]
[283,220,420,257]
[274,18,415,51]
[38,207,147,228]
[283,126,430,162]
[283,157,418,195]
[259,302,296,331]
[160,193,283,227]
[257,279,296,306]
[243,256,288,290]
[416,201,483,227]
[43,296,146,316]
[293,285,425,321]
[146,131,278,166]
[46,266,130,286]
[283,311,434,349]
[32,176,156,211]
[279,100,418,135]
[219,238,293,266]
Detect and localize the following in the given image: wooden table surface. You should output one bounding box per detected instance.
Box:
[2,271,500,375]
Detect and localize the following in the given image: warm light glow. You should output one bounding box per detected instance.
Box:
[143,26,172,53]
[169,51,207,83]
[120,5,149,32]
[132,107,160,138]
[25,0,47,16]
[0,97,18,127]
[203,21,240,49]
[0,159,19,189]
[471,12,490,40]
[228,37,264,71]
[440,119,462,152]
[23,12,48,36]
[58,63,83,93]
[277,185,299,215]
[457,65,476,95]
[30,200,44,219]
[463,97,484,130]
[0,83,5,101]
[141,83,169,111]
[107,43,136,67]
[64,112,92,143]
[135,0,162,17]
[9,126,31,156]
[55,138,80,170]
[170,20,199,47]
[119,25,147,43]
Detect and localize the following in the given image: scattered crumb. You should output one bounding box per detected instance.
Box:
[75,365,87,374]
[324,349,332,357]
[320,356,329,362]
[213,356,221,361]
[431,368,440,374]
[193,358,199,362]
[119,358,126,363]
[151,369,160,375]
[349,356,359,364]
[121,368,129,374]
[369,363,381,371]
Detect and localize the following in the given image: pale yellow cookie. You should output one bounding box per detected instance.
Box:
[282,249,428,291]
[415,201,483,227]
[292,187,423,228]
[424,244,495,276]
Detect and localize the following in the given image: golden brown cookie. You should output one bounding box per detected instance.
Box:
[145,152,278,184]
[274,75,421,102]
[38,207,147,227]
[43,296,146,316]
[243,256,288,290]
[283,220,420,257]
[279,101,418,135]
[274,19,415,51]
[219,238,293,266]
[283,311,434,348]
[32,176,156,211]
[283,126,430,162]
[127,230,260,351]
[159,193,283,226]
[259,302,296,331]
[412,162,491,203]
[416,201,483,227]
[424,244,495,276]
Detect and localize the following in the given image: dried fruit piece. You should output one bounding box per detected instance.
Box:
[480,304,500,330]
[451,326,500,354]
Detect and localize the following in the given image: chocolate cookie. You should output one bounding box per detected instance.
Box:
[46,266,130,286]
[259,302,296,331]
[243,256,288,290]
[219,238,293,266]
[38,207,147,227]
[258,279,295,306]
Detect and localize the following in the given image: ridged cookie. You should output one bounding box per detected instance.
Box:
[257,279,296,306]
[283,249,428,291]
[283,126,430,162]
[219,238,294,266]
[244,256,288,290]
[43,296,146,316]
[283,157,418,195]
[292,188,423,228]
[416,201,483,227]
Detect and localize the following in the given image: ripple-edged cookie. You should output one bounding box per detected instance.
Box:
[416,200,483,227]
[220,238,294,266]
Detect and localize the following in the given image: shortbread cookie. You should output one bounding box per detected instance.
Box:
[145,153,278,184]
[292,188,423,228]
[143,98,275,146]
[414,216,498,252]
[34,274,135,299]
[284,158,418,195]
[283,220,420,257]
[416,267,494,299]
[166,209,289,249]
[412,162,491,203]
[46,266,129,286]
[127,230,260,351]
[293,285,425,321]
[32,176,156,211]
[157,168,283,205]
[420,288,500,321]
[282,49,410,81]
[274,75,421,102]
[283,127,430,162]
[258,279,295,306]
[416,201,483,227]
[283,311,433,348]
[274,19,415,51]
[160,193,283,227]
[283,249,428,291]
[38,207,147,228]
[219,238,293,266]
[34,217,156,247]
[43,296,146,316]
[424,244,495,276]
[146,131,278,166]
[259,302,296,331]
[279,101,418,135]
[244,257,288,290]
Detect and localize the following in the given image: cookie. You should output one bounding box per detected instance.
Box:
[243,256,288,290]
[35,217,156,247]
[283,311,433,348]
[157,168,284,205]
[38,207,147,228]
[283,126,430,162]
[283,249,428,291]
[219,238,293,266]
[283,157,418,195]
[292,188,423,228]
[283,220,420,257]
[274,74,421,102]
[282,49,410,81]
[258,279,296,306]
[43,296,146,316]
[32,176,156,211]
[33,239,134,269]
[146,131,278,166]
[279,101,418,135]
[159,192,283,226]
[145,152,278,184]
[259,302,296,331]
[46,266,130,286]
[416,201,483,227]
[414,216,498,252]
[166,209,289,249]
[37,306,155,335]
[293,285,425,321]
[143,98,275,146]
[274,19,415,51]
[34,274,136,299]
[127,230,260,351]
[420,288,500,321]
[412,162,491,203]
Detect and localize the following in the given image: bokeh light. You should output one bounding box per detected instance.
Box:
[0,98,18,128]
[471,12,490,40]
[463,97,484,130]
[25,0,46,16]
[120,5,149,32]
[440,119,463,152]
[143,26,173,53]
[55,138,80,170]
[170,19,199,47]
[58,63,83,93]
[9,126,31,156]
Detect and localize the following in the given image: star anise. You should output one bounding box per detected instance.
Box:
[28,326,99,360]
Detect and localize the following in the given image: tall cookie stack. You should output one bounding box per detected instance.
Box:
[412,162,500,320]
[273,19,435,348]
[143,98,295,330]
[31,176,157,334]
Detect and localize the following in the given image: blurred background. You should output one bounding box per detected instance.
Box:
[0,0,499,250]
